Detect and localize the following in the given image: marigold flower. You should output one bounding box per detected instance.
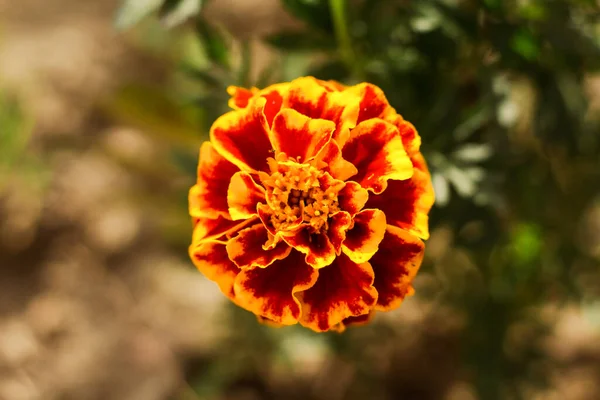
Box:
[189,77,434,332]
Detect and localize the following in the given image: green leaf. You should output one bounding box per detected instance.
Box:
[266,31,336,51]
[180,64,224,88]
[196,19,230,68]
[511,28,541,61]
[114,0,163,30]
[281,0,333,33]
[159,0,203,28]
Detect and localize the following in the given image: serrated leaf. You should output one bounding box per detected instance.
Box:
[160,0,203,28]
[281,0,333,33]
[196,19,230,68]
[114,0,163,30]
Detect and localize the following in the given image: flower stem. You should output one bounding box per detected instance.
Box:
[329,0,357,76]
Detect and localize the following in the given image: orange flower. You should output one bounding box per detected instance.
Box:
[189,77,434,332]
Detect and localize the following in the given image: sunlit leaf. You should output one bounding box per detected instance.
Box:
[160,0,203,28]
[114,0,163,30]
[196,19,230,68]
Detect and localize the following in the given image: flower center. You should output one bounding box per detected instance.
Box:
[259,153,344,234]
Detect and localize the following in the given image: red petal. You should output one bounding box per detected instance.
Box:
[312,139,357,181]
[366,152,434,240]
[342,209,387,264]
[315,79,347,92]
[210,97,272,172]
[227,86,258,109]
[227,171,265,221]
[270,108,335,162]
[226,223,291,269]
[345,83,393,124]
[342,119,413,193]
[300,254,378,332]
[234,250,318,325]
[192,215,258,243]
[370,226,425,311]
[189,240,240,300]
[283,226,336,269]
[384,114,421,156]
[259,85,286,127]
[189,142,239,219]
[284,77,360,144]
[328,211,353,254]
[337,181,368,216]
[332,311,376,332]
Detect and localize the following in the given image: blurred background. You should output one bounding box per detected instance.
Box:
[1,0,600,399]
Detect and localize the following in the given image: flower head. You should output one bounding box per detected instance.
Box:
[189,77,434,332]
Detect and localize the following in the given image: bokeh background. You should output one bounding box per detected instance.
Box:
[1,0,600,399]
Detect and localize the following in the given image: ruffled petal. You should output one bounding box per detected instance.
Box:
[370,226,425,311]
[283,226,336,269]
[332,311,376,332]
[337,181,368,216]
[365,152,434,240]
[284,77,360,143]
[342,209,387,264]
[189,142,239,219]
[342,119,413,194]
[315,79,347,92]
[227,171,265,221]
[300,254,378,332]
[384,114,422,156]
[328,211,353,254]
[312,139,357,181]
[258,83,288,127]
[210,97,272,172]
[270,108,335,162]
[227,86,258,109]
[192,215,258,243]
[234,250,318,325]
[345,83,394,124]
[189,240,240,300]
[226,223,291,269]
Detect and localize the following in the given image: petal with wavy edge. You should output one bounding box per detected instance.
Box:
[210,97,272,172]
[192,215,258,244]
[337,181,368,216]
[270,108,335,162]
[366,153,434,240]
[226,223,291,269]
[189,240,240,300]
[328,211,353,255]
[227,171,265,221]
[312,139,358,181]
[342,209,387,264]
[283,225,336,269]
[342,119,413,194]
[345,83,394,124]
[384,114,422,156]
[370,225,425,311]
[234,250,318,325]
[189,142,239,219]
[227,86,258,109]
[284,77,360,144]
[300,254,377,332]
